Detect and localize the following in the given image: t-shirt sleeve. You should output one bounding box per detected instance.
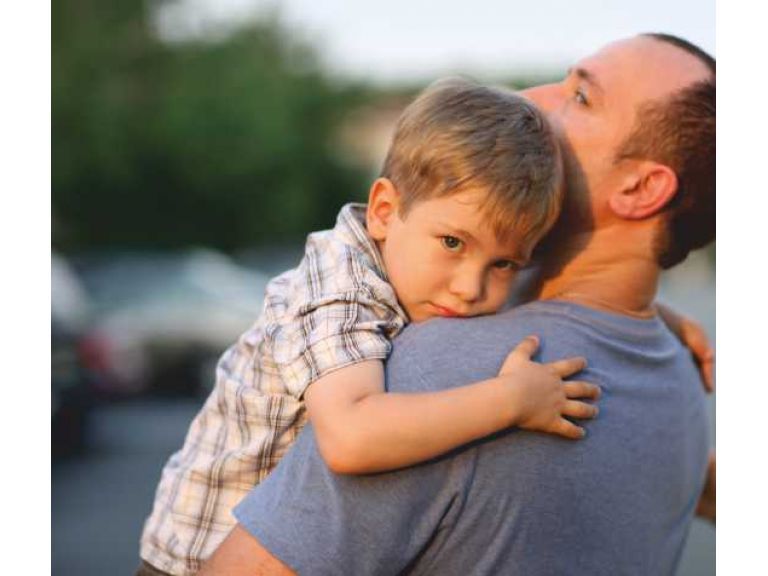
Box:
[233,424,464,575]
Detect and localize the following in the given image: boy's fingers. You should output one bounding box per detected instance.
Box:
[546,357,587,378]
[703,361,715,393]
[562,400,599,420]
[695,347,714,364]
[698,351,715,393]
[510,335,540,360]
[563,381,601,400]
[551,419,586,440]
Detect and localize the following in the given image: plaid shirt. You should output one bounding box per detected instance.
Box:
[140,204,408,575]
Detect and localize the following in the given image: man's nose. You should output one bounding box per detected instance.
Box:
[520,83,559,114]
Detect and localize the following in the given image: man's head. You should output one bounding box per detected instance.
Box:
[522,34,715,268]
[366,78,563,322]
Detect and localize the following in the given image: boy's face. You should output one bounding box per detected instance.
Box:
[367,179,537,323]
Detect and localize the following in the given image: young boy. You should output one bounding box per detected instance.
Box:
[138,79,707,576]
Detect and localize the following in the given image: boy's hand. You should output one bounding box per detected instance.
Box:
[498,336,600,440]
[679,318,715,393]
[657,304,715,392]
[696,451,716,523]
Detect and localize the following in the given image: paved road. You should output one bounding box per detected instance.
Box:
[53,399,201,575]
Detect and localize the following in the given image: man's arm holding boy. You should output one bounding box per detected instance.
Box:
[198,527,294,576]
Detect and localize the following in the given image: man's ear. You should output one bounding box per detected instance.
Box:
[366,178,401,241]
[609,161,678,220]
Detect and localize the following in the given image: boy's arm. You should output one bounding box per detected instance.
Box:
[304,336,600,475]
[305,360,512,474]
[657,302,715,392]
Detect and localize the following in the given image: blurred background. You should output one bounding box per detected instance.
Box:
[51,1,715,574]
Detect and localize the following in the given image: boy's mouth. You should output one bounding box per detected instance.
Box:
[430,303,464,318]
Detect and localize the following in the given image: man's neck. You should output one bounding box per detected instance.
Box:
[536,224,661,319]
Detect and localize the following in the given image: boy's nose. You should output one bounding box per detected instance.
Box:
[449,271,485,303]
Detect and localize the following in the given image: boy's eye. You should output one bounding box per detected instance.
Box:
[493,260,519,272]
[441,236,463,252]
[574,87,589,106]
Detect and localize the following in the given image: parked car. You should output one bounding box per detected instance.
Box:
[75,249,269,396]
[52,253,98,457]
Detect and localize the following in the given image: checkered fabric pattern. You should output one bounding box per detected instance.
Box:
[139,204,408,575]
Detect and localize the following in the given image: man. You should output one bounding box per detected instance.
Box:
[200,33,715,575]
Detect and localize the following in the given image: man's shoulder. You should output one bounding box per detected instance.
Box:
[395,299,669,348]
[395,301,570,347]
[385,301,576,393]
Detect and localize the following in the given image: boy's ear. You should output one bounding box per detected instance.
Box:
[366,178,402,241]
[609,161,679,220]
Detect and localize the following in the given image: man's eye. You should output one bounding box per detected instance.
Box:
[574,88,589,106]
[441,236,463,251]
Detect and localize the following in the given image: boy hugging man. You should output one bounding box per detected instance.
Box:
[138,78,704,576]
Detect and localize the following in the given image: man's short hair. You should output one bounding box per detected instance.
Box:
[380,78,563,246]
[616,33,716,269]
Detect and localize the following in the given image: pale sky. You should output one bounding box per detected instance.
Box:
[156,0,715,83]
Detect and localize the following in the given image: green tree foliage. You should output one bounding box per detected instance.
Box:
[53,1,369,251]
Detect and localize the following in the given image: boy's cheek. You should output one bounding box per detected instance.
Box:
[486,280,518,312]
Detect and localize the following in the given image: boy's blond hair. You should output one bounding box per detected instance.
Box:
[381,78,563,246]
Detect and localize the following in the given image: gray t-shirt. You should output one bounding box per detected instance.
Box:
[234,300,709,575]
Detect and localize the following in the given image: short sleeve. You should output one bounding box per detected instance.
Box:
[271,290,403,398]
[260,205,408,399]
[233,424,464,575]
